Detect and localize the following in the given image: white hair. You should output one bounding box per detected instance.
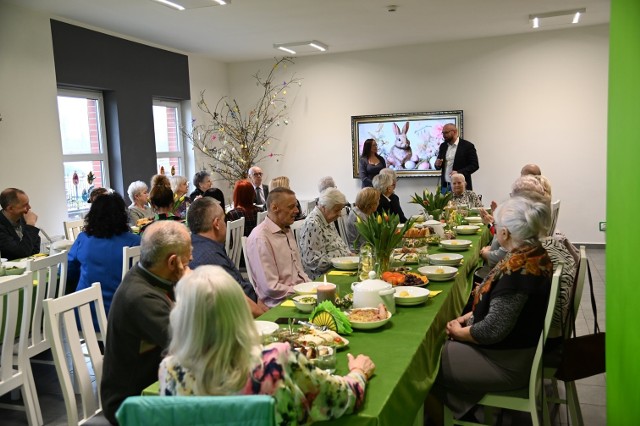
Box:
[169,175,188,193]
[317,176,336,193]
[452,173,466,183]
[318,187,347,210]
[379,168,397,181]
[127,180,148,202]
[494,196,551,245]
[372,173,394,192]
[168,265,261,395]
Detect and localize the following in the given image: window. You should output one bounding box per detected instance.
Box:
[153,100,185,177]
[57,89,110,214]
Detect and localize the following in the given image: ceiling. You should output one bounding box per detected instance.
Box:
[9,0,610,63]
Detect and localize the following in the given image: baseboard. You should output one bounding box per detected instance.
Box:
[573,242,606,250]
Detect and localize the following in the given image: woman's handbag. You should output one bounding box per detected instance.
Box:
[555,260,605,381]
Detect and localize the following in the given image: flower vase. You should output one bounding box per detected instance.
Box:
[375,248,393,276]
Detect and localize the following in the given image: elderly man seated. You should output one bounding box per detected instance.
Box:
[246,187,310,307]
[0,188,40,260]
[300,188,352,279]
[101,220,192,424]
[187,197,268,317]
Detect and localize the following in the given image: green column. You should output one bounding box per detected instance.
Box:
[608,0,640,422]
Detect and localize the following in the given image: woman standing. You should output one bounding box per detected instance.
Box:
[427,196,553,422]
[225,180,261,237]
[67,193,141,315]
[159,266,375,425]
[127,181,154,226]
[359,139,386,188]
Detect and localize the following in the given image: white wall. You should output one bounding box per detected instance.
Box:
[0,2,68,237]
[225,25,609,244]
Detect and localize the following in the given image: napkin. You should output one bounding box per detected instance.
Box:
[428,290,443,298]
[328,271,356,276]
[281,300,295,307]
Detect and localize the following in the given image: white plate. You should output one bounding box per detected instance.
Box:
[348,310,392,330]
[394,286,430,306]
[440,239,472,251]
[418,265,459,281]
[292,294,317,313]
[428,253,464,266]
[454,225,480,235]
[255,321,279,335]
[331,256,359,271]
[293,282,323,294]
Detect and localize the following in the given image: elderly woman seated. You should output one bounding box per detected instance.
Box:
[427,196,553,423]
[300,188,352,279]
[346,187,380,252]
[159,266,375,424]
[450,173,482,208]
[373,172,406,222]
[169,175,190,219]
[127,180,154,226]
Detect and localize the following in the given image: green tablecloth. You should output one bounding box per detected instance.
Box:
[260,228,491,426]
[142,229,490,426]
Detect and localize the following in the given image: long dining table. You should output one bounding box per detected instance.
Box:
[258,228,491,426]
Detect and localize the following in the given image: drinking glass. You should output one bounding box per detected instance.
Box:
[314,346,337,374]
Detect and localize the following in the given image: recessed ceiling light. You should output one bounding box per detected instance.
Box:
[529,8,586,29]
[151,0,231,11]
[273,40,329,55]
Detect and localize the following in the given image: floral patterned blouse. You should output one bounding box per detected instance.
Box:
[159,342,367,425]
[451,190,483,208]
[299,207,351,280]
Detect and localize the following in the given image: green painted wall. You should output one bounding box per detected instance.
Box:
[608,0,640,422]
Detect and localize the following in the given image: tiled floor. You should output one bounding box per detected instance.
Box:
[1,249,606,425]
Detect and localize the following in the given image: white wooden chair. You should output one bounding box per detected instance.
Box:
[305,199,317,215]
[25,250,69,360]
[0,273,42,426]
[256,210,268,226]
[241,236,256,290]
[225,217,245,269]
[63,219,85,242]
[335,207,349,247]
[121,246,141,280]
[548,200,561,236]
[444,265,562,426]
[544,246,587,425]
[44,283,109,425]
[290,219,305,249]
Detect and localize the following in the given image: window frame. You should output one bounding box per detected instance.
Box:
[153,99,186,176]
[57,88,110,215]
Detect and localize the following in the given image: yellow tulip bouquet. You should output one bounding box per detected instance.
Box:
[355,212,415,275]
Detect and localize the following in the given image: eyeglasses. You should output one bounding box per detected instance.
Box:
[252,172,263,177]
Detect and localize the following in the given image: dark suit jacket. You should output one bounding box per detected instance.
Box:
[0,211,41,260]
[376,194,407,223]
[435,138,479,190]
[253,184,269,205]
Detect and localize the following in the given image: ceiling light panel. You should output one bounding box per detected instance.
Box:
[151,0,230,11]
[529,8,586,29]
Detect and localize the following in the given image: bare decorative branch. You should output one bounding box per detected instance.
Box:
[183,57,302,184]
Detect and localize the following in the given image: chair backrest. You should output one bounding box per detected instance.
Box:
[256,210,268,226]
[305,199,317,215]
[225,217,245,269]
[548,199,561,236]
[0,273,33,394]
[335,207,349,246]
[524,265,562,401]
[290,219,305,248]
[241,236,256,290]
[116,395,275,426]
[566,246,588,336]
[25,250,68,358]
[122,245,141,280]
[63,219,85,242]
[44,283,108,426]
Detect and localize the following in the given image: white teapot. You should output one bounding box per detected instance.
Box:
[351,272,395,312]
